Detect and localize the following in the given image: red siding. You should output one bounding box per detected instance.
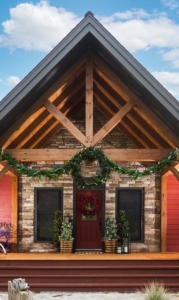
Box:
[167,174,179,252]
[0,175,12,246]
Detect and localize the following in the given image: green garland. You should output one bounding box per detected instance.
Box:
[0,147,178,189]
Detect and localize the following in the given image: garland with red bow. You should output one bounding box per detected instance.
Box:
[79,196,100,216]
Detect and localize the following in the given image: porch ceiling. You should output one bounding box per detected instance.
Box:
[1,52,179,151]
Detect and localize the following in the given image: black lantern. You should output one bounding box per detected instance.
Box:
[122,234,131,254]
[116,241,123,254]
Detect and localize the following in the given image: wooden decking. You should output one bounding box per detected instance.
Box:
[1,252,179,292]
[1,252,179,260]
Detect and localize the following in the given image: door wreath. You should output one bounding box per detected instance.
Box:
[79,196,100,216]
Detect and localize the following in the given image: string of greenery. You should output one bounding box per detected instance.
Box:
[0,147,178,189]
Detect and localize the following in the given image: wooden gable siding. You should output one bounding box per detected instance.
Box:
[167,174,179,252]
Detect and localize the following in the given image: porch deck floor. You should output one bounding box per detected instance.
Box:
[1,252,179,261]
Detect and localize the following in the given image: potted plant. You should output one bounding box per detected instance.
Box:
[102,218,118,253]
[52,210,63,251]
[116,210,129,241]
[59,218,74,253]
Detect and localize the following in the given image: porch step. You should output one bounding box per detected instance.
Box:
[1,259,179,292]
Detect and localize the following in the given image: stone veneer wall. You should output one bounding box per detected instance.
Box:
[17,106,161,252]
[106,165,161,252]
[18,169,73,252]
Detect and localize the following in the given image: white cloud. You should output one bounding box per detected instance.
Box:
[151,71,179,99]
[5,76,21,86]
[100,16,179,53]
[0,3,179,70]
[0,3,179,55]
[161,0,179,10]
[0,0,81,52]
[161,48,179,68]
[0,78,2,82]
[111,9,150,20]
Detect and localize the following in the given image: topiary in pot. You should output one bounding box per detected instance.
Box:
[52,210,63,251]
[102,218,118,253]
[59,218,74,253]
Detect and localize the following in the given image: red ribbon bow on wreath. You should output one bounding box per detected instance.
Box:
[79,196,100,216]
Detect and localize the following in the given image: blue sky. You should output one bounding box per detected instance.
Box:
[1,0,179,101]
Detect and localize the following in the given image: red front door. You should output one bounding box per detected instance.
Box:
[75,190,102,250]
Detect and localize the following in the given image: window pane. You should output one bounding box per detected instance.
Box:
[38,191,60,214]
[36,189,62,241]
[117,189,143,242]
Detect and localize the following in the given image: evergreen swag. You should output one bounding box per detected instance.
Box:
[52,210,63,251]
[0,147,179,189]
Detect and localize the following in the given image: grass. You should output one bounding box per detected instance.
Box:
[140,282,171,300]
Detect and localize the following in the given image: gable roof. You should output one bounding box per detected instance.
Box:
[0,11,179,146]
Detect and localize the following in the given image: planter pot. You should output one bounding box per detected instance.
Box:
[104,239,118,253]
[60,239,73,253]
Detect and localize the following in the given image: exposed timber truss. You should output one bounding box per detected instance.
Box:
[1,52,179,180]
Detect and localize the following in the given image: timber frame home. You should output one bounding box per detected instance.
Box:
[0,11,179,292]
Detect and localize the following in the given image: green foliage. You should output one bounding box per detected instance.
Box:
[140,282,171,300]
[59,218,74,241]
[1,147,179,189]
[117,210,129,239]
[52,210,63,251]
[102,218,118,240]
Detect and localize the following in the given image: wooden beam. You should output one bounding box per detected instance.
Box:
[94,94,150,148]
[94,96,145,148]
[24,91,84,149]
[33,99,84,148]
[161,162,179,180]
[92,54,179,148]
[43,99,87,146]
[0,162,11,180]
[94,75,169,149]
[48,65,85,103]
[169,165,179,180]
[10,78,85,149]
[0,100,44,149]
[93,101,135,146]
[85,58,93,145]
[0,54,87,149]
[161,174,167,252]
[5,149,173,162]
[134,104,179,149]
[0,162,18,177]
